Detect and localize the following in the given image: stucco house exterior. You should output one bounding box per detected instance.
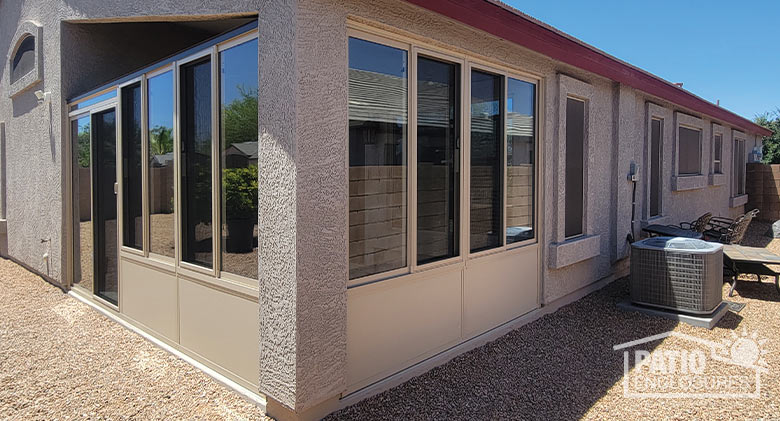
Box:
[0,0,771,419]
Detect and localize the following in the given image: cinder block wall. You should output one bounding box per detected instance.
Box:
[746,163,777,221]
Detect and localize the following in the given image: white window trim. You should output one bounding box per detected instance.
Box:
[346,25,543,287]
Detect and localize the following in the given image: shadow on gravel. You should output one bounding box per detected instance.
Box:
[327,280,678,421]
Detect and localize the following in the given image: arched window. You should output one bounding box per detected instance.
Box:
[10,35,36,84]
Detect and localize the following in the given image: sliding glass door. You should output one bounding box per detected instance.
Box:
[71,103,119,305]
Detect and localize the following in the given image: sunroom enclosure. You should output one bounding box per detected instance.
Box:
[344,25,541,393]
[65,22,260,390]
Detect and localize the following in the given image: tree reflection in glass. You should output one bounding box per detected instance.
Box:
[148,70,175,258]
[220,38,258,279]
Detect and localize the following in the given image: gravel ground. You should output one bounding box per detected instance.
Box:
[2,222,778,420]
[0,257,268,420]
[328,221,780,420]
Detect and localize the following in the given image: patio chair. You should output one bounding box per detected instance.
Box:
[706,208,759,233]
[704,209,758,245]
[669,212,712,233]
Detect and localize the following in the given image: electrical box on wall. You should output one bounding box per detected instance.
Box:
[628,161,639,182]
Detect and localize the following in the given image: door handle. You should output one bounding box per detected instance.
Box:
[114,182,118,195]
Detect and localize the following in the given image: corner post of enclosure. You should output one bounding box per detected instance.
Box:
[258,1,348,419]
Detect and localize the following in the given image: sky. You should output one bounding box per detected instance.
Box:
[503,0,779,120]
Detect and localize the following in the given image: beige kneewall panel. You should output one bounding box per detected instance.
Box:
[120,257,259,389]
[346,247,539,393]
[120,259,178,341]
[463,246,538,338]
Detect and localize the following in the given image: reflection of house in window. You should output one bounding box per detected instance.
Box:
[10,36,35,84]
[223,141,257,168]
[348,68,406,167]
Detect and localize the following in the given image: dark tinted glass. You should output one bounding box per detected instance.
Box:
[148,71,175,257]
[678,127,701,175]
[650,119,661,217]
[122,83,143,250]
[734,140,745,195]
[93,109,118,304]
[470,70,502,252]
[417,56,459,264]
[564,97,584,238]
[10,36,35,84]
[506,78,535,244]
[220,39,259,279]
[348,37,408,279]
[180,58,213,268]
[714,134,722,174]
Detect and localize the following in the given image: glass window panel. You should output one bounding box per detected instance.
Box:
[70,90,117,111]
[348,37,408,280]
[416,56,460,264]
[220,39,258,279]
[564,97,585,238]
[121,83,143,250]
[470,70,503,252]
[678,127,701,175]
[734,140,745,195]
[506,78,535,244]
[714,134,722,174]
[650,119,662,217]
[10,36,35,84]
[180,58,213,268]
[739,141,745,194]
[72,116,93,293]
[148,71,175,258]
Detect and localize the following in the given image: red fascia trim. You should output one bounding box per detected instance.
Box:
[402,0,772,137]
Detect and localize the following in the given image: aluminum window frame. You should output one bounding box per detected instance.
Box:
[117,76,145,258]
[346,24,542,288]
[65,26,261,301]
[144,63,178,266]
[66,99,120,311]
[215,33,259,284]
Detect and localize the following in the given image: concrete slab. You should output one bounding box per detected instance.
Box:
[616,300,731,330]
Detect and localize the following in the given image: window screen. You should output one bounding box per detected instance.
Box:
[180,58,213,268]
[678,127,701,175]
[733,139,746,196]
[417,56,459,264]
[649,119,662,217]
[713,134,722,174]
[121,83,143,250]
[564,97,585,238]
